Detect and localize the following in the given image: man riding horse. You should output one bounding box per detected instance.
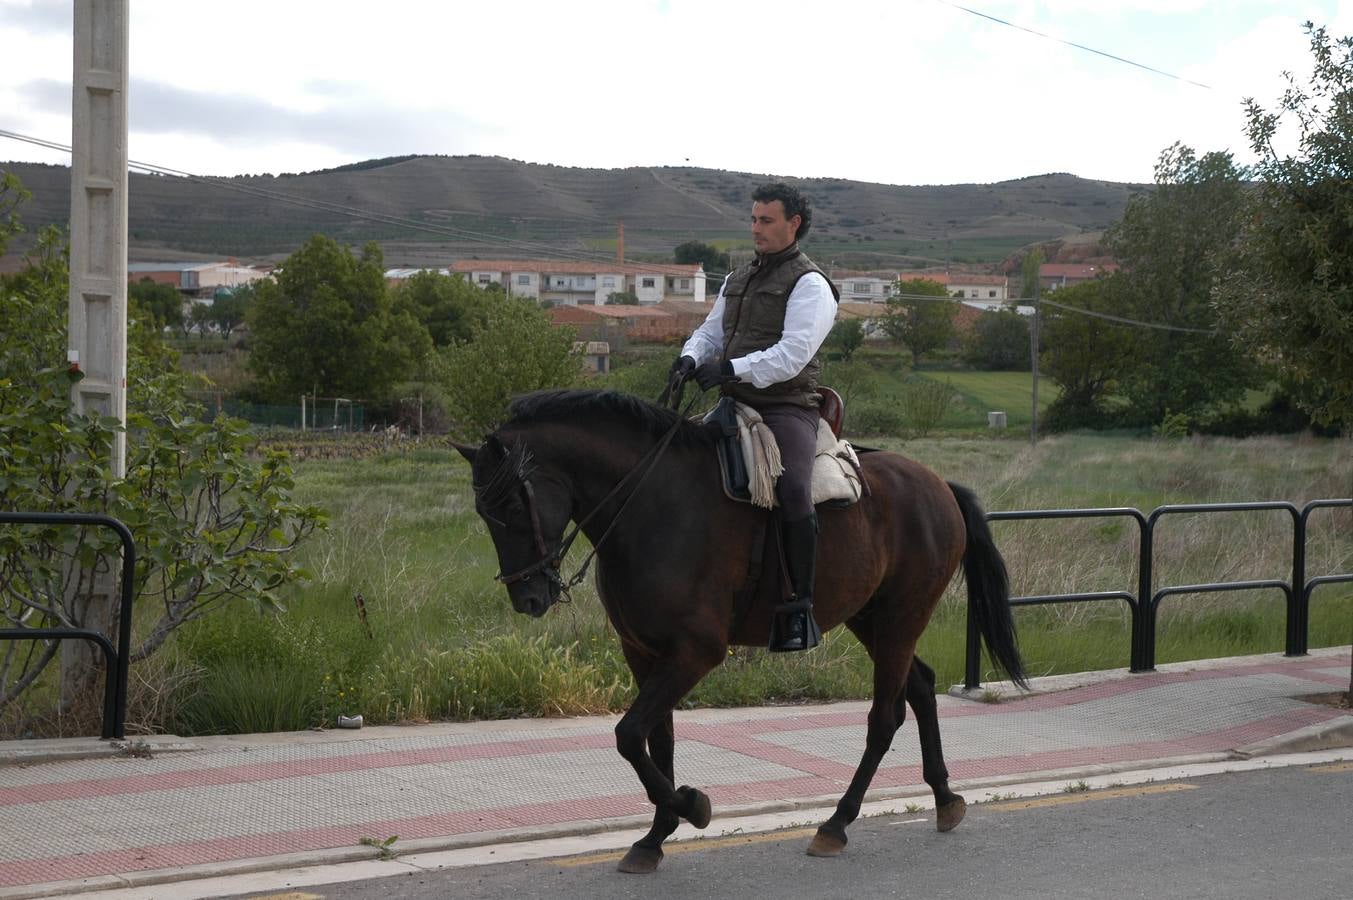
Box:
[672,181,840,652]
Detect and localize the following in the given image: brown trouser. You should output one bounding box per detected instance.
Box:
[758,403,819,521]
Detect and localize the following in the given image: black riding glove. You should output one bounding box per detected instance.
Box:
[694,359,739,391]
[670,355,696,379]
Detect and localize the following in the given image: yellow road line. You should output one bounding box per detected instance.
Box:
[986,783,1196,812]
[1308,762,1353,773]
[555,826,819,868]
[246,894,325,900]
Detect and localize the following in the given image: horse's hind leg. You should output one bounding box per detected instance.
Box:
[807,615,913,858]
[905,657,967,832]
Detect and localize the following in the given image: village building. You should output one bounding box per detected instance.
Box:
[126,259,268,302]
[1039,262,1118,292]
[448,260,706,306]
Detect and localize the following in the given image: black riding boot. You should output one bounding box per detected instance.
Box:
[769,513,822,652]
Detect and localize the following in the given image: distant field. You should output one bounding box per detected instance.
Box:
[915,370,1059,429]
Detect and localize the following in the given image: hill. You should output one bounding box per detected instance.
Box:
[0,155,1143,268]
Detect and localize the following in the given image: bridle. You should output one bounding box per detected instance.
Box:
[473,376,698,603]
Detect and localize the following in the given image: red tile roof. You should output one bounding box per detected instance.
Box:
[1040,263,1118,279]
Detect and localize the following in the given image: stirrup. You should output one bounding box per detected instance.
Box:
[768,599,821,653]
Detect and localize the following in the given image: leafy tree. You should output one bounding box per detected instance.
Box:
[607,289,640,305]
[0,172,29,254]
[247,236,432,402]
[209,285,250,340]
[827,317,864,361]
[1020,247,1045,299]
[964,308,1031,370]
[1214,22,1353,428]
[188,301,213,338]
[1104,143,1259,424]
[0,183,323,719]
[128,277,184,331]
[389,270,491,347]
[883,278,956,364]
[434,298,581,438]
[1040,278,1136,430]
[673,240,730,278]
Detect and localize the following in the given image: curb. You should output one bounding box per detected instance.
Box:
[0,735,198,767]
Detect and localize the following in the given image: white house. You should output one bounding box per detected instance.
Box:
[831,271,896,303]
[449,260,706,306]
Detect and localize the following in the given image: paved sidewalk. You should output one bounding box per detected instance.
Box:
[2,649,1350,899]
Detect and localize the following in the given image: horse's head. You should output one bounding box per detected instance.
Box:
[456,434,572,618]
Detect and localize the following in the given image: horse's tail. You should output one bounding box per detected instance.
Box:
[948,481,1028,689]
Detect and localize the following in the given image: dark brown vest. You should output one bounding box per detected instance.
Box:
[720,244,840,408]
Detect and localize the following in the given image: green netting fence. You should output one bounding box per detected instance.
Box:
[188,393,366,431]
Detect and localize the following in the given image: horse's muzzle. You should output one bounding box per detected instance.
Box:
[510,584,557,618]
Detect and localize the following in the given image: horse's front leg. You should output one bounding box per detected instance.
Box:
[614,648,720,874]
[618,709,681,874]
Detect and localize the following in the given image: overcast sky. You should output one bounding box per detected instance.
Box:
[1,0,1350,186]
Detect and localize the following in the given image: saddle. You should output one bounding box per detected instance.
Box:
[706,387,864,509]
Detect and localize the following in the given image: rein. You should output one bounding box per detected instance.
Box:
[489,374,699,601]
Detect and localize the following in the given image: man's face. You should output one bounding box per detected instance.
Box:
[751,200,801,255]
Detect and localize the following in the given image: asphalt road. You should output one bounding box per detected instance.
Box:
[226,762,1353,900]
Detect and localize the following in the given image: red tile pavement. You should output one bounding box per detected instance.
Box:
[0,652,1348,892]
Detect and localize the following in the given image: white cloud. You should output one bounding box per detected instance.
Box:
[2,0,1349,184]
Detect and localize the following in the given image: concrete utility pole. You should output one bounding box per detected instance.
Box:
[65,0,129,702]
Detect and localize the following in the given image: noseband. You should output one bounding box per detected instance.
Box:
[471,439,565,590]
[473,386,698,601]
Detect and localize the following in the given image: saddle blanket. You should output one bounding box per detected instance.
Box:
[705,401,864,509]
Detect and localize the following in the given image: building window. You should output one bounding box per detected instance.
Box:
[852,282,870,293]
[517,275,530,285]
[556,277,568,287]
[602,276,616,288]
[678,278,690,290]
[641,277,656,289]
[477,274,491,284]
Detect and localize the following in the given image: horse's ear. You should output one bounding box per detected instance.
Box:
[452,442,478,465]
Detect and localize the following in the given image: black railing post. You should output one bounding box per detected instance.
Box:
[964,587,982,690]
[1135,513,1157,672]
[0,512,136,739]
[1290,508,1308,657]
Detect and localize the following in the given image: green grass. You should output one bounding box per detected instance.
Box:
[914,370,1058,428]
[111,430,1351,736]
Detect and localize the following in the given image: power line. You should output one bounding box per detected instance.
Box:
[934,0,1213,90]
[1040,296,1217,334]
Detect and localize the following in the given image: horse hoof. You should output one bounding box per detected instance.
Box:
[806,827,846,857]
[676,785,712,829]
[936,797,967,833]
[617,845,663,874]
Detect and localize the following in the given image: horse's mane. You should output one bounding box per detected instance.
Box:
[504,389,718,447]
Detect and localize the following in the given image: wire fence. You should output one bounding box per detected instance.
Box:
[188,392,366,431]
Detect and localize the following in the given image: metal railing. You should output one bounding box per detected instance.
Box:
[0,512,136,739]
[964,498,1353,690]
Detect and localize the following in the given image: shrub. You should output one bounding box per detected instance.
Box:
[0,185,324,731]
[900,378,954,437]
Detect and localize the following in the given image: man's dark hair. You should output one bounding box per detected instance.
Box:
[752,181,813,241]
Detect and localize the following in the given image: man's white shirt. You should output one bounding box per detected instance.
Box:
[680,272,837,389]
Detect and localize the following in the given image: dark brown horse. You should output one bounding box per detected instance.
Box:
[455,389,1025,873]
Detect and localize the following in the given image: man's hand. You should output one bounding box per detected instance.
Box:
[670,355,697,379]
[694,359,739,391]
